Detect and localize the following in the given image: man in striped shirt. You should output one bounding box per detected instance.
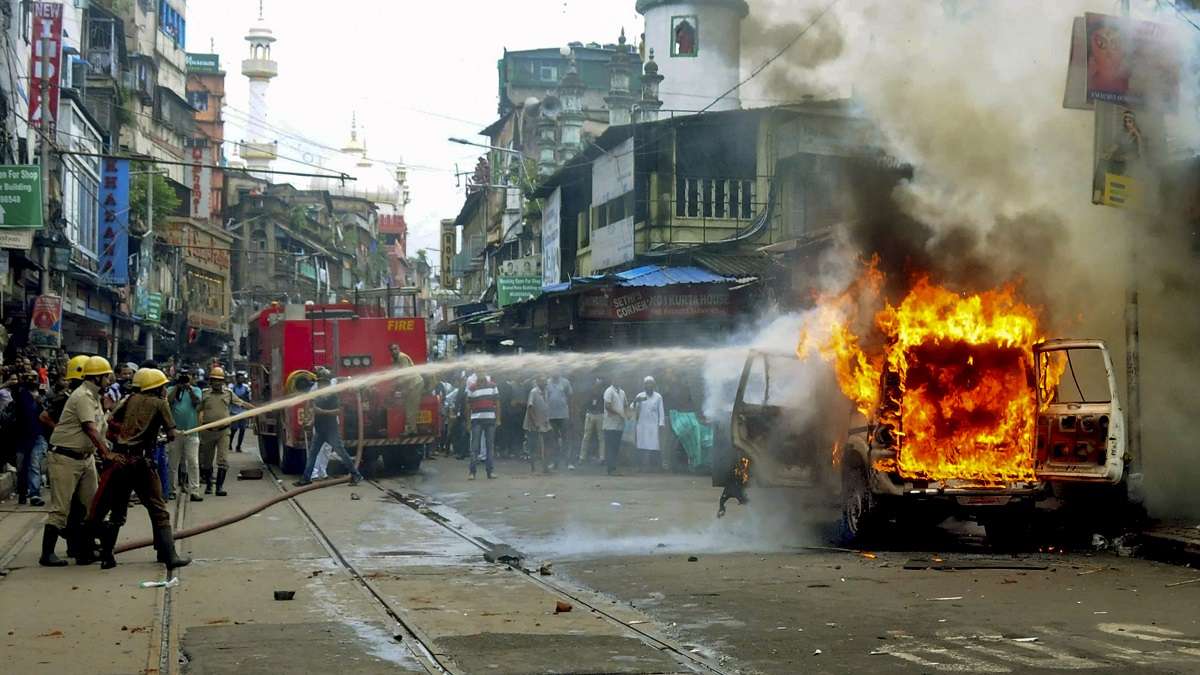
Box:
[467,371,500,479]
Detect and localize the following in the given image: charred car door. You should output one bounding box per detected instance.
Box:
[727,350,830,488]
[1033,339,1126,484]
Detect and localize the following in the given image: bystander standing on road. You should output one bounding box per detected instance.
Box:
[546,374,573,470]
[295,368,363,487]
[632,376,666,472]
[602,379,628,476]
[525,376,552,473]
[167,373,204,502]
[229,371,252,453]
[578,377,607,466]
[467,371,500,479]
[12,370,47,506]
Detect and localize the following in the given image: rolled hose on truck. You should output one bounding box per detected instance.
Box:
[116,373,367,555]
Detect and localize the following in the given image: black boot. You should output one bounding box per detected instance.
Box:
[72,525,98,566]
[202,468,213,494]
[215,468,228,497]
[38,525,68,567]
[152,525,191,569]
[99,523,120,570]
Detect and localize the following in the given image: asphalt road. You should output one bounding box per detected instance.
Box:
[400,456,1200,675]
[4,444,1199,674]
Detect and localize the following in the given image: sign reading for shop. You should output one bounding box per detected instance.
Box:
[0,166,44,229]
[498,276,542,307]
[578,286,732,322]
[99,158,130,284]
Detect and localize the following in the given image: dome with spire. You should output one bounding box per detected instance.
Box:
[310,113,409,215]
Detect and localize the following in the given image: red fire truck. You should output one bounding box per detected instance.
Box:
[247,300,440,476]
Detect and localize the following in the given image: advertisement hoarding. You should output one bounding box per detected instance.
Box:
[29,294,63,348]
[188,147,212,221]
[1084,13,1181,109]
[99,157,130,284]
[592,138,635,205]
[1092,101,1162,209]
[28,2,63,126]
[440,219,456,289]
[541,187,561,288]
[578,285,731,322]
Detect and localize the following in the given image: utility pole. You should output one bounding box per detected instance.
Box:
[1120,0,1141,473]
[145,170,154,360]
[38,37,51,295]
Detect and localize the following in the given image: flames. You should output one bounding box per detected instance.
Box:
[799,265,1057,485]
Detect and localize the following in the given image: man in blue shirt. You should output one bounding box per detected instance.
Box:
[229,371,252,453]
[166,372,204,502]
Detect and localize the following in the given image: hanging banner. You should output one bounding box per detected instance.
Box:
[28,2,64,127]
[99,157,130,284]
[29,294,63,348]
[1092,102,1162,210]
[541,187,561,288]
[189,146,212,220]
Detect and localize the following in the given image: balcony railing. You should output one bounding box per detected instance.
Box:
[674,176,756,221]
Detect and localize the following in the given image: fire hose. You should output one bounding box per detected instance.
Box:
[115,374,368,555]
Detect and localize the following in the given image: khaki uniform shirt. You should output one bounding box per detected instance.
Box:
[113,393,176,451]
[49,380,103,452]
[199,388,249,436]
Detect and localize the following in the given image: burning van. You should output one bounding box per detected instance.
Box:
[715,276,1129,545]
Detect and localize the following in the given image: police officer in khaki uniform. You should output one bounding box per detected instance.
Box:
[198,366,253,496]
[91,368,190,569]
[41,356,114,567]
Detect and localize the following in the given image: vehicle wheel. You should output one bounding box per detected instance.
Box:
[383,446,423,475]
[840,461,880,545]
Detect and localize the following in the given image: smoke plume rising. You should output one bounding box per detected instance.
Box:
[741,0,1200,517]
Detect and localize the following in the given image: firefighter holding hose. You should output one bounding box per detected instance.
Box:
[91,368,190,570]
[40,356,113,567]
[197,367,255,496]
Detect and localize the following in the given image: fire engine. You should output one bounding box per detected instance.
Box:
[247,299,440,476]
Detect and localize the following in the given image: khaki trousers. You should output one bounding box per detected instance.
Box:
[579,412,605,461]
[46,451,98,529]
[199,430,230,472]
[168,434,201,495]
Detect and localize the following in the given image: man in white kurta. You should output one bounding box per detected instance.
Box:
[632,376,666,471]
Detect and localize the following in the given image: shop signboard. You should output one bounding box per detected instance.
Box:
[98,157,130,283]
[541,187,561,288]
[0,166,44,229]
[28,2,64,126]
[578,285,731,322]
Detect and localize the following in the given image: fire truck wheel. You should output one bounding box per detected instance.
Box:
[840,460,881,545]
[382,447,424,475]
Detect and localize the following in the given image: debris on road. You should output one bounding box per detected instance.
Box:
[483,544,524,566]
[350,493,361,501]
[237,468,264,480]
[610,502,622,507]
[274,590,296,601]
[862,552,878,559]
[538,562,553,576]
[932,596,964,601]
[1165,577,1200,588]
[905,557,1049,571]
[1013,637,1039,643]
[555,600,573,614]
[813,649,823,656]
[688,556,699,562]
[139,578,179,589]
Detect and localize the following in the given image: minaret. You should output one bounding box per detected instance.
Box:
[557,49,585,161]
[241,1,279,172]
[605,29,636,126]
[636,0,748,112]
[637,49,664,123]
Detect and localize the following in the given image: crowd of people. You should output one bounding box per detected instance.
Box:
[434,369,712,478]
[0,352,256,571]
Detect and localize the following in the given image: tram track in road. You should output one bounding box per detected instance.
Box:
[261,464,454,674]
[370,478,739,675]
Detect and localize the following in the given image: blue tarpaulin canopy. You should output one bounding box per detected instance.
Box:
[541,265,736,294]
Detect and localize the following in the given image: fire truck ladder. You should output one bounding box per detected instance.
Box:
[310,315,333,369]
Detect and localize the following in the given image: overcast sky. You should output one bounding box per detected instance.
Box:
[187,0,645,263]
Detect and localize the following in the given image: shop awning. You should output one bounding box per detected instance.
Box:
[541,265,737,295]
